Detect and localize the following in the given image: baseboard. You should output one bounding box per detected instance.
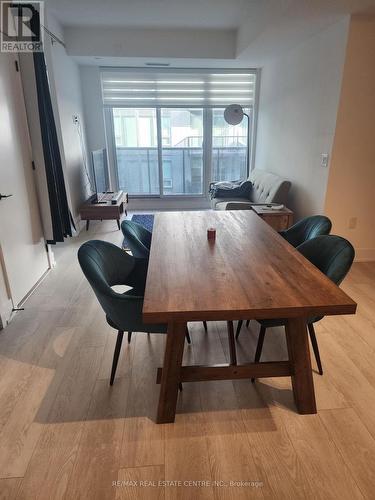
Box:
[354,248,375,262]
[0,299,12,330]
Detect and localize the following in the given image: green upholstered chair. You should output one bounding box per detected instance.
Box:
[121,219,152,259]
[279,215,332,248]
[250,235,355,379]
[78,240,190,386]
[121,219,208,334]
[236,215,333,338]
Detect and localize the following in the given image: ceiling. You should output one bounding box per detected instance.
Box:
[45,0,375,67]
[45,0,252,29]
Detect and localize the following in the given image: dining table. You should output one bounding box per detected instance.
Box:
[143,210,357,424]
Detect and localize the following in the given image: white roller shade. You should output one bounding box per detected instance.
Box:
[101,69,256,107]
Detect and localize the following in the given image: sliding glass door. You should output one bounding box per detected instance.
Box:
[109,106,254,197]
[113,108,159,195]
[161,108,204,195]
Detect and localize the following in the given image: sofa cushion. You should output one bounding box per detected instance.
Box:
[215,200,254,211]
[211,196,251,209]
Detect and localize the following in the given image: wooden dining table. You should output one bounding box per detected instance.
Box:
[143,210,357,424]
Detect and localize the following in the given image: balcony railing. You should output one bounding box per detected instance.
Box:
[115,144,247,196]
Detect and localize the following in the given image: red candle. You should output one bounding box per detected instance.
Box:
[207,227,216,240]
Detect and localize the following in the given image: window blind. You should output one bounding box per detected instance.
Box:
[100,69,256,107]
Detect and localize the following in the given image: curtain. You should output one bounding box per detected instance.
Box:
[30,8,72,243]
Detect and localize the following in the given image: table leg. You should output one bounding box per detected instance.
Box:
[86,220,89,231]
[156,322,186,423]
[285,317,317,414]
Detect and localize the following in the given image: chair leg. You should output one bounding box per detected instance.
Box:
[185,326,191,344]
[227,321,237,365]
[203,321,208,332]
[246,320,250,328]
[308,323,323,375]
[251,326,267,382]
[127,331,132,343]
[178,382,183,391]
[110,330,124,386]
[235,320,243,339]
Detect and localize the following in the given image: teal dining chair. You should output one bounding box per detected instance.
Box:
[121,219,152,259]
[250,235,355,379]
[121,219,208,333]
[78,240,190,386]
[236,215,333,338]
[279,215,332,247]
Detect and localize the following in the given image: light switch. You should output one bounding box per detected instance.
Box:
[321,153,329,168]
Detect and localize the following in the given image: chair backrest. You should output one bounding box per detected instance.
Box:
[297,235,355,286]
[121,220,152,259]
[78,240,140,325]
[248,168,291,204]
[280,215,332,248]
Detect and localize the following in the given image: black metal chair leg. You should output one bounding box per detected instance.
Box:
[185,327,191,344]
[246,320,250,328]
[203,321,208,332]
[251,326,267,382]
[227,321,237,365]
[308,323,323,375]
[110,330,124,386]
[235,320,243,339]
[127,331,132,343]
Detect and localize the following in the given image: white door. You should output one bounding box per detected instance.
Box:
[0,51,49,308]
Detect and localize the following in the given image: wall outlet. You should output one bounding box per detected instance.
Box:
[348,217,357,229]
[72,115,79,124]
[321,153,329,168]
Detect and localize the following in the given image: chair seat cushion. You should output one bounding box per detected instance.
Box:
[106,289,167,334]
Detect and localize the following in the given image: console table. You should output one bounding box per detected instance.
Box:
[79,192,128,230]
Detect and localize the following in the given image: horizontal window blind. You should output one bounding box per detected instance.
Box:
[101,69,256,107]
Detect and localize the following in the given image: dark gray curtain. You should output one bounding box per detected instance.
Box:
[28,6,72,243]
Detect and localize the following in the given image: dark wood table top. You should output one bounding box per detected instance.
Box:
[143,210,356,323]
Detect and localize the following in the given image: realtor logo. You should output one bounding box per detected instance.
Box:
[1,1,44,52]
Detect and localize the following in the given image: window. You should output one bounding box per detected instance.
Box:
[102,69,258,196]
[113,108,159,195]
[161,108,203,195]
[212,108,251,182]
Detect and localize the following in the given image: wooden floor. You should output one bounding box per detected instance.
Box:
[1,219,375,499]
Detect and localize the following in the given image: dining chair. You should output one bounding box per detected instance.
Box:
[250,235,355,379]
[279,215,332,247]
[78,239,190,385]
[121,219,208,334]
[236,214,333,338]
[121,219,152,258]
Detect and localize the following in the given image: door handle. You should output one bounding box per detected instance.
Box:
[0,194,13,200]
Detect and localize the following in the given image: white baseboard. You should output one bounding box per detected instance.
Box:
[0,298,12,330]
[354,248,375,262]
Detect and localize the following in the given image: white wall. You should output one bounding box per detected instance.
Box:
[255,17,350,219]
[79,66,107,153]
[65,26,236,60]
[44,14,92,226]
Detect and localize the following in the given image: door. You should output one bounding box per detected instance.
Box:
[0,51,49,309]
